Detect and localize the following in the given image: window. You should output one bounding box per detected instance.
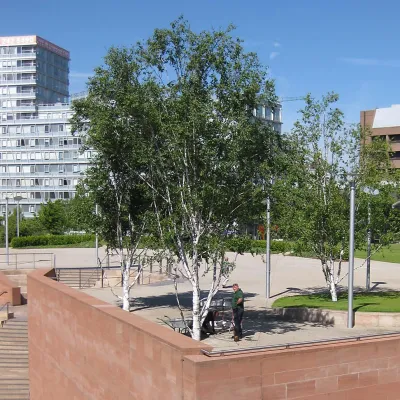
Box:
[1,127,6,134]
[59,125,64,132]
[45,179,49,186]
[73,164,80,173]
[30,153,35,160]
[44,138,50,147]
[30,126,35,133]
[1,166,6,173]
[30,139,35,147]
[16,166,20,173]
[29,205,35,213]
[58,152,64,160]
[2,140,6,147]
[59,138,63,147]
[44,165,50,173]
[44,125,49,133]
[15,179,20,187]
[86,151,92,159]
[30,165,36,173]
[59,179,63,186]
[30,179,35,187]
[72,151,78,159]
[59,165,65,173]
[44,152,49,160]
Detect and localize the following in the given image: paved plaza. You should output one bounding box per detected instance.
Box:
[2,247,400,349]
[73,249,400,350]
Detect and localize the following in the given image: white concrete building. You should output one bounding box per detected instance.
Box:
[0,36,90,217]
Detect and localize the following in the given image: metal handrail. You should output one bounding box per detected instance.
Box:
[201,330,400,357]
[0,302,10,314]
[0,291,7,297]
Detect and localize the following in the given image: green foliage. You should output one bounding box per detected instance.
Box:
[38,200,68,235]
[272,93,400,299]
[11,234,95,248]
[272,292,400,313]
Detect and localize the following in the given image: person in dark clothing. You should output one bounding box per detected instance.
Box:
[232,283,244,341]
[202,310,218,334]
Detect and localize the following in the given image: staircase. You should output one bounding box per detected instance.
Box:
[0,315,29,399]
[55,268,102,289]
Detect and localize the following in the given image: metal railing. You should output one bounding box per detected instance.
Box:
[0,302,10,317]
[0,252,54,269]
[201,330,400,357]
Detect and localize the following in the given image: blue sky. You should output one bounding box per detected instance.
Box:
[2,0,400,130]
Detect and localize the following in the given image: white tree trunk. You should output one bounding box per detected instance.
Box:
[191,278,201,341]
[122,262,131,311]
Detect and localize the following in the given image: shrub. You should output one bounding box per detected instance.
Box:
[11,234,95,248]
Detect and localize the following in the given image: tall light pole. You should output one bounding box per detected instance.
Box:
[262,181,272,301]
[266,195,271,300]
[363,188,379,291]
[14,196,23,238]
[5,197,9,265]
[95,204,99,267]
[366,202,371,291]
[348,177,356,328]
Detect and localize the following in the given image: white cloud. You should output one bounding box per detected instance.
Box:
[273,41,281,48]
[70,71,93,79]
[269,52,280,60]
[339,57,400,67]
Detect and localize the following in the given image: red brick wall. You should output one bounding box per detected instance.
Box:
[29,268,400,399]
[28,268,210,400]
[184,338,400,399]
[0,270,21,306]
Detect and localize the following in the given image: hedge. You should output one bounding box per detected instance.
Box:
[11,234,95,248]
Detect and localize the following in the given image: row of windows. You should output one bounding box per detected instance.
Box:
[2,204,36,213]
[1,124,69,134]
[0,191,75,202]
[1,164,82,174]
[1,178,79,187]
[1,60,36,68]
[0,151,90,161]
[1,137,82,147]
[0,73,36,82]
[1,113,70,122]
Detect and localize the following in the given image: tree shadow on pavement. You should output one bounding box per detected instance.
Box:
[126,291,258,312]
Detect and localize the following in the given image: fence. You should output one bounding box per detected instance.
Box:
[0,252,54,270]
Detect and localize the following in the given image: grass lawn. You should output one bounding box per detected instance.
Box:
[355,243,400,264]
[272,291,400,312]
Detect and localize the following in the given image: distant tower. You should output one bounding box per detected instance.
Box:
[0,36,90,217]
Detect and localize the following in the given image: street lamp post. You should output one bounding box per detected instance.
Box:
[348,178,356,328]
[95,204,99,267]
[364,188,379,291]
[262,181,272,301]
[14,196,23,238]
[5,197,9,265]
[266,195,271,300]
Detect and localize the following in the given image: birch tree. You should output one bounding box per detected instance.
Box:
[273,93,395,301]
[135,18,279,340]
[70,48,153,311]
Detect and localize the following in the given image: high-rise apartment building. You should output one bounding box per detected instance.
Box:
[361,105,400,169]
[0,36,90,217]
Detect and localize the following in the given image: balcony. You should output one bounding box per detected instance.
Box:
[0,79,36,85]
[0,52,36,59]
[0,92,36,99]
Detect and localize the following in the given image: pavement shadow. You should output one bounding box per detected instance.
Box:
[129,291,258,312]
[240,309,329,341]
